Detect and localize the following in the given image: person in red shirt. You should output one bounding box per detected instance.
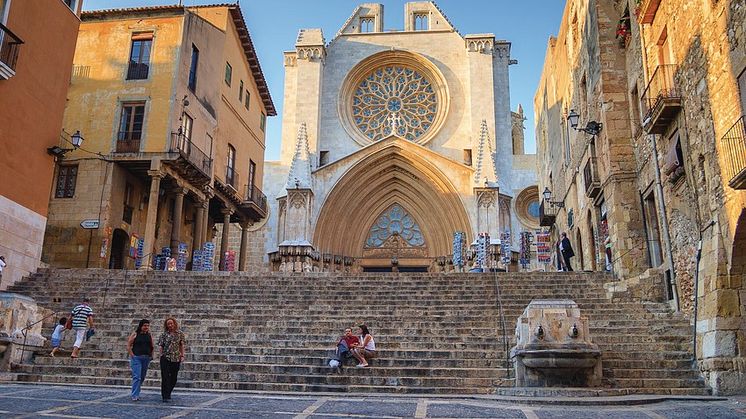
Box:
[339,328,360,349]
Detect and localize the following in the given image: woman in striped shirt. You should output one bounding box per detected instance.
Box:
[70,298,94,358]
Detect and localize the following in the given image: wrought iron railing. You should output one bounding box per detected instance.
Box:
[225,166,239,190]
[170,132,212,177]
[641,64,679,123]
[245,184,268,214]
[0,23,24,72]
[115,131,141,153]
[722,115,746,188]
[126,62,149,80]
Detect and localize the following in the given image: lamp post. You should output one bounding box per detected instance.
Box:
[567,109,603,136]
[542,187,565,208]
[47,130,84,158]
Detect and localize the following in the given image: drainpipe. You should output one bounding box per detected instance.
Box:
[649,133,679,311]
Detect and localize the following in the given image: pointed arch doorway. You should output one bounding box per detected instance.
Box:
[313,139,472,271]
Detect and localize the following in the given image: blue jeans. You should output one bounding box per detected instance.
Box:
[130,355,151,399]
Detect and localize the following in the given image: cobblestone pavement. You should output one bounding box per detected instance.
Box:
[0,384,744,418]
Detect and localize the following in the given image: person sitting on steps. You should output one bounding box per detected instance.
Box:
[333,328,360,368]
[351,324,376,368]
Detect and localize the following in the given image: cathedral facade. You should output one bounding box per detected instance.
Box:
[260,2,538,272]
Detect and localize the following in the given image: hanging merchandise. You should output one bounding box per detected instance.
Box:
[452,231,465,270]
[223,250,237,272]
[500,231,512,266]
[519,231,534,269]
[202,242,215,272]
[535,230,552,264]
[476,233,490,271]
[176,242,188,271]
[134,237,145,269]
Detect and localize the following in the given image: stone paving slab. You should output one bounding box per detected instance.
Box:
[0,384,744,418]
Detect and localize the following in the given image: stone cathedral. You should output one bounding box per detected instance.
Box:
[260,2,539,272]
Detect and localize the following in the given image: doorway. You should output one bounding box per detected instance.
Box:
[109,228,129,269]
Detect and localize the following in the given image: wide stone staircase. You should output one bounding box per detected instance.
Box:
[6,269,707,394]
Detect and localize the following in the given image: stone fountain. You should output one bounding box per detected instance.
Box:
[510,299,602,387]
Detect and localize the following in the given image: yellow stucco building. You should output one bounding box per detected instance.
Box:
[43,4,275,271]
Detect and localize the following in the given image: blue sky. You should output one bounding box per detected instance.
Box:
[83,0,565,160]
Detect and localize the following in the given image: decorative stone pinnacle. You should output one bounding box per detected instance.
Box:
[286,123,312,190]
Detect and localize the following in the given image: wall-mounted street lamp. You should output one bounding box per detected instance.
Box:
[567,109,603,136]
[47,130,84,158]
[542,187,565,208]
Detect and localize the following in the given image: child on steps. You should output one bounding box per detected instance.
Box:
[49,317,67,357]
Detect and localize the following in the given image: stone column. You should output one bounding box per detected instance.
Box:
[170,187,187,256]
[238,221,251,271]
[193,200,205,253]
[219,208,233,271]
[200,199,210,246]
[140,170,163,269]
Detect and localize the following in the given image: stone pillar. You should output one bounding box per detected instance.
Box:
[239,221,251,271]
[140,170,163,269]
[170,187,186,255]
[193,201,205,253]
[219,208,233,271]
[200,199,210,246]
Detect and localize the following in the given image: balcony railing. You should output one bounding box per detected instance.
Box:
[539,201,558,227]
[641,64,681,134]
[583,158,601,198]
[723,116,746,189]
[244,184,268,214]
[0,23,24,77]
[225,166,239,191]
[170,133,212,177]
[126,63,149,80]
[115,131,141,153]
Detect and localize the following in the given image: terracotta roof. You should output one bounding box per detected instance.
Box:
[227,5,276,116]
[82,3,276,116]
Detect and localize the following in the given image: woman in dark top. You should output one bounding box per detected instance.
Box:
[127,319,153,401]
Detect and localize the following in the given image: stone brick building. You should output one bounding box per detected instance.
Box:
[0,0,82,289]
[536,0,746,394]
[42,4,275,272]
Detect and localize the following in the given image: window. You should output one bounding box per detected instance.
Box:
[188,44,199,92]
[244,90,250,110]
[463,149,472,166]
[414,14,428,31]
[239,80,244,102]
[127,32,153,80]
[178,113,193,154]
[641,190,663,267]
[224,62,232,86]
[226,144,236,187]
[248,159,256,192]
[123,182,134,224]
[563,118,571,163]
[360,17,374,33]
[260,112,266,131]
[117,102,145,151]
[55,165,78,198]
[63,0,79,12]
[319,150,329,166]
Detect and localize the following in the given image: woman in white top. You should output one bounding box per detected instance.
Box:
[352,324,376,367]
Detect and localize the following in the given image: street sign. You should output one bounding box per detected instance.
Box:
[80,219,100,229]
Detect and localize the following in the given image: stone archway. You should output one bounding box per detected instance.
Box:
[314,141,471,268]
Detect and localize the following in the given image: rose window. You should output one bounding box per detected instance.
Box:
[351,65,438,142]
[365,204,425,248]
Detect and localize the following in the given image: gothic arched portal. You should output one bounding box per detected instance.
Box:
[313,139,472,267]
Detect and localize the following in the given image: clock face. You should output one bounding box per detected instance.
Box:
[351,65,438,142]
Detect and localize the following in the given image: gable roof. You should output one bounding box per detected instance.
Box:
[81,3,276,116]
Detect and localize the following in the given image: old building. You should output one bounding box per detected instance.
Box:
[0,0,82,289]
[255,2,539,272]
[42,4,275,271]
[536,0,746,394]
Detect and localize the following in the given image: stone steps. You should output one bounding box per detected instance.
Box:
[7,269,706,394]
